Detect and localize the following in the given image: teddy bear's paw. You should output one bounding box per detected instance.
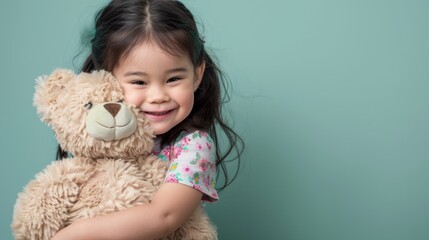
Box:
[11,181,79,240]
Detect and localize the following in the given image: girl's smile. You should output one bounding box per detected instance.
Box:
[141,109,175,121]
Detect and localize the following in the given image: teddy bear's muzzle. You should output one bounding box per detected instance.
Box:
[85,102,137,141]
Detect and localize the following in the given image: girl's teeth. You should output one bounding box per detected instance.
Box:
[148,111,170,115]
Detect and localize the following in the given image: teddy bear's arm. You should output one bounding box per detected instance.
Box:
[12,158,93,240]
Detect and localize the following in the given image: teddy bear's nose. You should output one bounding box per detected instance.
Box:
[104,103,121,117]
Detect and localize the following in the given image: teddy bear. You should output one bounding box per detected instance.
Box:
[11,69,217,240]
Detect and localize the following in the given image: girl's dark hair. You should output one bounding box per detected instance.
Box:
[58,0,244,190]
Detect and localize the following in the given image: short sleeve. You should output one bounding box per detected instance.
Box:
[156,131,218,202]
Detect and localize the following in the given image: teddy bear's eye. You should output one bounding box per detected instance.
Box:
[84,102,93,109]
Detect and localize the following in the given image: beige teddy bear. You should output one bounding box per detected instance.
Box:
[11,69,217,240]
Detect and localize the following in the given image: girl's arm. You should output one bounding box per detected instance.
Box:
[51,182,203,240]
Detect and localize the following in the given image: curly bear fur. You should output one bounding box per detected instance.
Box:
[11,69,217,240]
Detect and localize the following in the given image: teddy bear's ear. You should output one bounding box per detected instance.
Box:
[33,69,76,123]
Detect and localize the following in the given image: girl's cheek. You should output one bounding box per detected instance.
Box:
[122,89,140,106]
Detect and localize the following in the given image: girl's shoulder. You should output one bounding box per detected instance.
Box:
[153,130,215,161]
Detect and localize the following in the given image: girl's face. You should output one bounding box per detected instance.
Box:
[114,41,205,135]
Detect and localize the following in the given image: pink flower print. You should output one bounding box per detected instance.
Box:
[201,131,208,137]
[196,142,203,151]
[172,146,183,159]
[182,165,192,174]
[206,142,212,150]
[166,172,183,183]
[199,158,210,172]
[181,137,191,145]
[161,147,172,160]
[165,174,179,183]
[203,175,211,188]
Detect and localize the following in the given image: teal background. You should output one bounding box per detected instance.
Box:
[1,1,428,239]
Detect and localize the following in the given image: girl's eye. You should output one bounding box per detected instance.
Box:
[131,80,147,85]
[84,102,93,109]
[117,99,124,103]
[167,77,182,83]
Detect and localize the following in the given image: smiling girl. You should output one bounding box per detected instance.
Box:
[51,0,243,239]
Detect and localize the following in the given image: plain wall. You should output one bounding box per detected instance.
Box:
[1,1,428,239]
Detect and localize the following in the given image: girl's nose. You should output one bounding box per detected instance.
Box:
[147,85,169,103]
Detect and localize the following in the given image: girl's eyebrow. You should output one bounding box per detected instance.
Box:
[167,67,189,74]
[125,71,147,76]
[124,67,189,77]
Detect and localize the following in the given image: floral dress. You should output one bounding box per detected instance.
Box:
[152,130,219,202]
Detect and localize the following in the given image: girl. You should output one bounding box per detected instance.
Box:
[52,0,243,239]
